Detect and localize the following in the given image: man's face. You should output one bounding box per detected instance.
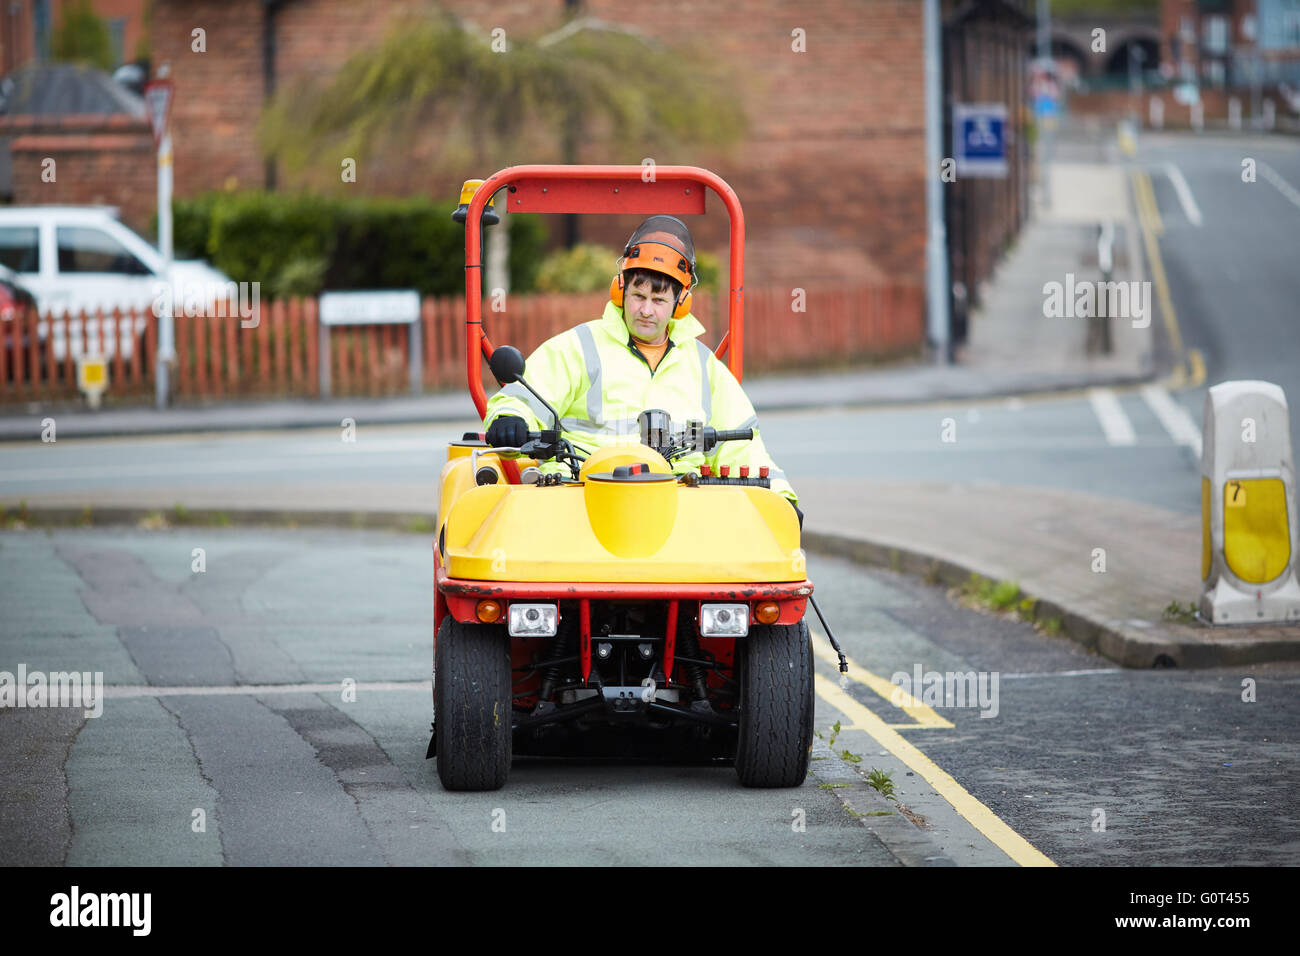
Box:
[622,277,674,344]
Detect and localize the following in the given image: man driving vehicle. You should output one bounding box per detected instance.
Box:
[482,215,799,521]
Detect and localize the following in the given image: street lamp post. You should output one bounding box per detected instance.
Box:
[145,66,175,410]
[156,127,174,409]
[924,0,950,365]
[1037,0,1050,63]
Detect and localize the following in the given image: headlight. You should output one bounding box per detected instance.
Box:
[508,603,558,637]
[700,603,749,637]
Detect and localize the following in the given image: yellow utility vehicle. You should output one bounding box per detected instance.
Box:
[430,166,832,791]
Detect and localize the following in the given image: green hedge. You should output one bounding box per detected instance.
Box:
[535,243,619,293]
[169,192,546,298]
[171,192,221,262]
[533,244,723,295]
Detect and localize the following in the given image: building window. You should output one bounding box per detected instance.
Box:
[34,0,52,62]
[1258,0,1300,49]
[108,18,127,67]
[1204,15,1229,54]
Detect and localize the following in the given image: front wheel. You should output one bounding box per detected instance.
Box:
[434,617,512,791]
[735,620,814,788]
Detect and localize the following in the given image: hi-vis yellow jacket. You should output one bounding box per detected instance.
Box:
[484,301,797,504]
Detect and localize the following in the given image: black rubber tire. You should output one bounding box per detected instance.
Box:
[734,620,814,788]
[434,616,512,791]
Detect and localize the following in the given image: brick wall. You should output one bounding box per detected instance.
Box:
[1161,0,1191,72]
[92,0,150,65]
[1,0,149,74]
[1158,0,1299,83]
[1,1,37,75]
[1068,86,1292,126]
[563,0,929,290]
[4,114,156,232]
[155,0,929,291]
[152,0,266,192]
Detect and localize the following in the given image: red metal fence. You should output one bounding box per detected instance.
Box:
[0,285,922,405]
[1,307,155,403]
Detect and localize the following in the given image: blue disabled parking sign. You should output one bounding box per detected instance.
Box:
[954,103,1008,179]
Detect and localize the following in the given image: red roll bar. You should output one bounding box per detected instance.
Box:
[463,165,745,419]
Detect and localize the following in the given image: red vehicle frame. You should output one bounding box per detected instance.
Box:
[435,165,809,633]
[461,164,747,418]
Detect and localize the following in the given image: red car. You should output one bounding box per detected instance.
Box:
[1,263,39,380]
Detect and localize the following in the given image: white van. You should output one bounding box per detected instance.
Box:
[0,206,232,359]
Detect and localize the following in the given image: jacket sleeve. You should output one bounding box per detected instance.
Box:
[483,330,586,433]
[704,354,798,505]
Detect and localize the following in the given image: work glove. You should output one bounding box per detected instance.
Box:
[486,415,528,448]
[789,499,804,530]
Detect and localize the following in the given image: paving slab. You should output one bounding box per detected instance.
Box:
[798,477,1300,669]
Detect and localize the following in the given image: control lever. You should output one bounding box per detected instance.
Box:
[705,426,753,450]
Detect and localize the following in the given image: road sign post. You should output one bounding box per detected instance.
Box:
[317,291,424,398]
[76,354,108,409]
[145,72,175,410]
[1029,58,1060,208]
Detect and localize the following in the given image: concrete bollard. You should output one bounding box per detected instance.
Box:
[1087,222,1115,356]
[1190,101,1204,131]
[1149,96,1164,130]
[1117,118,1138,155]
[1200,381,1300,625]
[1229,96,1241,130]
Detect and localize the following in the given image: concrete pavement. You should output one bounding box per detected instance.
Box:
[962,159,1154,383]
[800,479,1298,670]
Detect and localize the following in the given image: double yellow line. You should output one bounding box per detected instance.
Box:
[1132,169,1164,237]
[1132,169,1205,389]
[810,637,1056,867]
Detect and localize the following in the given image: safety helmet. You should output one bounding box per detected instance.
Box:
[610,215,697,320]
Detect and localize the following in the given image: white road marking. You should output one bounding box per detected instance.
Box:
[1258,161,1300,212]
[999,668,1123,679]
[1162,162,1203,226]
[1141,384,1203,459]
[1087,388,1137,446]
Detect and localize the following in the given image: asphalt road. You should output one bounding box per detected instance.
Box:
[3,526,1295,867]
[810,555,1300,867]
[1137,131,1300,461]
[0,526,898,867]
[0,384,1213,518]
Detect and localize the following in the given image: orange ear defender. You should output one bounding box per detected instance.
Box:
[610,264,694,320]
[611,215,698,320]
